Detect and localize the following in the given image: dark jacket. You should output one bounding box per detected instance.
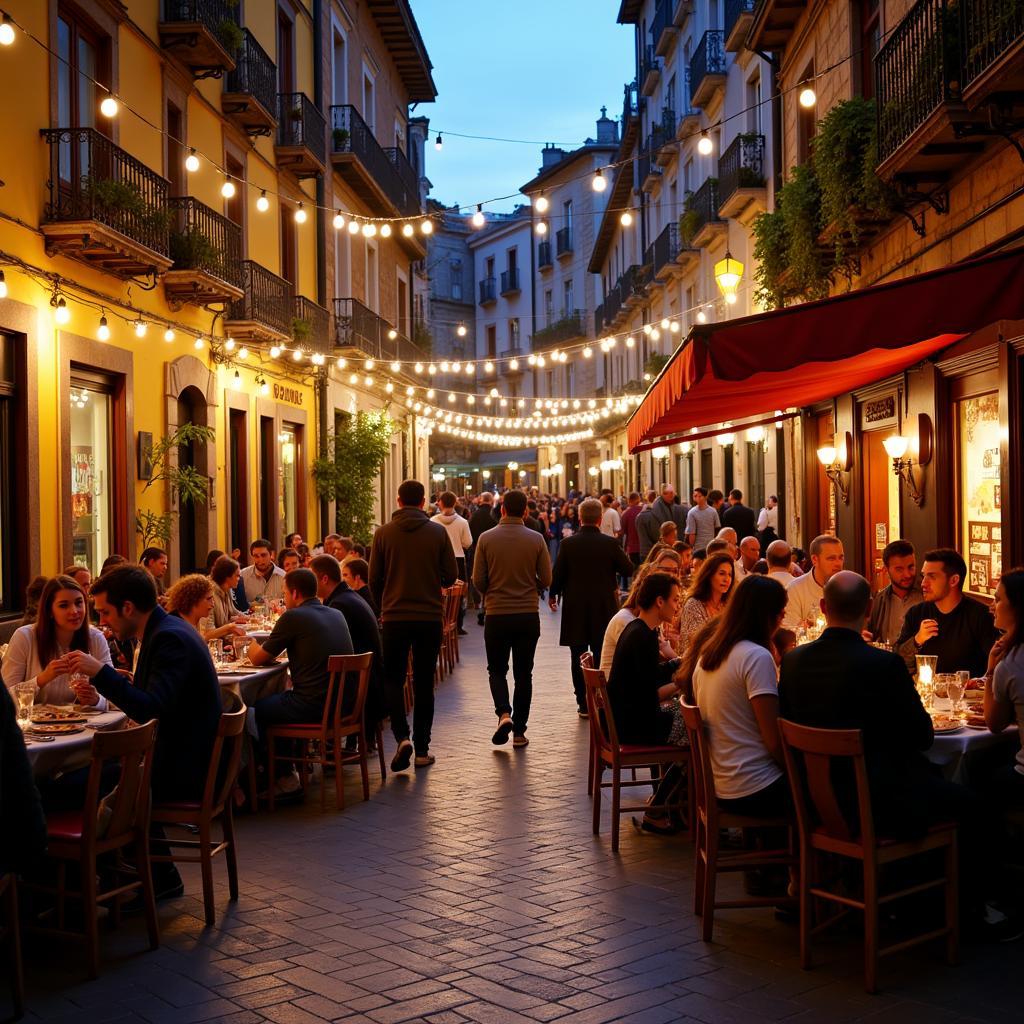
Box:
[721,501,757,541]
[369,507,458,623]
[0,684,46,873]
[469,505,497,545]
[550,525,633,647]
[778,626,935,835]
[324,583,385,723]
[895,595,999,677]
[637,497,688,556]
[93,606,222,801]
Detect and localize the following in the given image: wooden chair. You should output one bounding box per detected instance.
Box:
[150,702,246,927]
[0,873,24,1020]
[583,665,692,853]
[580,651,596,796]
[438,581,465,680]
[680,702,797,942]
[32,721,159,979]
[266,653,375,812]
[778,719,958,993]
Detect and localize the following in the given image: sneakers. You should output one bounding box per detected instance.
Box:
[259,769,301,800]
[391,739,413,772]
[414,753,435,767]
[513,734,529,748]
[492,715,514,745]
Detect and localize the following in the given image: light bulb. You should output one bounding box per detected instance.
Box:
[54,297,70,324]
[420,219,433,235]
[294,203,307,224]
[221,177,236,198]
[535,220,547,235]
[100,95,118,118]
[402,223,414,237]
[452,361,462,372]
[619,210,633,226]
[435,133,443,151]
[185,149,200,173]
[348,220,361,235]
[362,221,376,237]
[414,362,424,374]
[163,327,175,342]
[349,373,359,385]
[670,321,681,333]
[134,318,146,338]
[697,132,713,156]
[380,223,392,237]
[292,349,303,362]
[592,167,607,192]
[270,345,281,358]
[0,19,16,46]
[390,360,400,372]
[799,85,817,108]
[191,337,203,350]
[472,205,485,228]
[364,376,373,387]
[583,346,592,358]
[448,393,456,403]
[697,309,707,323]
[224,337,236,351]
[725,291,738,304]
[332,211,344,229]
[456,323,467,337]
[535,194,549,213]
[387,328,398,340]
[625,336,635,348]
[385,382,394,393]
[428,363,438,375]
[337,357,347,368]
[97,315,110,341]
[509,358,519,370]
[484,361,494,373]
[465,363,474,374]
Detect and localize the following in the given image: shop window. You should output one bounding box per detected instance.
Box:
[278,422,302,543]
[958,392,1001,598]
[260,415,276,542]
[229,408,248,555]
[69,376,114,575]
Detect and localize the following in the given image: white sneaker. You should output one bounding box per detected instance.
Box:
[275,769,302,795]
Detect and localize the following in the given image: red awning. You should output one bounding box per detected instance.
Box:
[628,248,1024,451]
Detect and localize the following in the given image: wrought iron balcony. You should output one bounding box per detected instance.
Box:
[623,79,640,127]
[331,105,421,220]
[164,196,242,308]
[640,135,663,191]
[159,0,240,77]
[276,92,326,178]
[680,177,724,247]
[651,0,678,57]
[532,310,584,349]
[718,133,766,217]
[556,227,573,258]
[479,277,497,305]
[655,107,677,166]
[538,240,553,269]
[604,282,623,324]
[500,268,521,295]
[617,265,647,306]
[334,298,423,363]
[594,303,605,336]
[725,0,756,51]
[293,295,332,355]
[40,127,172,279]
[225,260,294,342]
[690,30,726,109]
[962,0,1024,102]
[222,28,277,135]
[640,45,661,97]
[648,222,684,280]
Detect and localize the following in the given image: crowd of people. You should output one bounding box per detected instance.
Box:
[3,476,1024,947]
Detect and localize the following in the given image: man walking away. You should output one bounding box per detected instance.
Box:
[620,492,643,571]
[473,490,551,748]
[721,489,757,542]
[432,491,473,636]
[470,493,498,623]
[637,484,687,558]
[550,498,633,717]
[369,479,458,771]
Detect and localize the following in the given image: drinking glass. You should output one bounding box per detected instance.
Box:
[14,681,35,730]
[68,671,88,703]
[207,639,223,668]
[947,674,966,720]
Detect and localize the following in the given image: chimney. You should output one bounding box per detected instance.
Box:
[596,106,618,145]
[541,144,566,169]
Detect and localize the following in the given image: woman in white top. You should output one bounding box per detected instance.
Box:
[2,574,111,707]
[691,574,790,817]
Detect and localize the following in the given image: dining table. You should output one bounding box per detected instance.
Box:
[926,720,1019,783]
[25,708,127,780]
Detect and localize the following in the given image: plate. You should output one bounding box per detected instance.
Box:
[79,706,104,716]
[28,722,85,735]
[931,716,964,734]
[31,708,87,724]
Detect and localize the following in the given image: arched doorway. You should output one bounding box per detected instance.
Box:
[177,384,205,574]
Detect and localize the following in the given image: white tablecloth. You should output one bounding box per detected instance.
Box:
[25,709,127,779]
[926,725,1018,782]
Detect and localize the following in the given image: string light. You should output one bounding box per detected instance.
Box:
[224,338,236,352]
[390,360,400,372]
[456,323,467,337]
[99,94,118,118]
[0,15,16,46]
[348,219,361,235]
[592,167,607,192]
[256,190,270,212]
[535,220,548,235]
[185,148,200,173]
[619,210,633,226]
[402,223,414,237]
[294,203,307,224]
[221,177,236,198]
[96,314,110,341]
[270,345,281,358]
[435,133,443,151]
[164,327,175,342]
[697,132,713,156]
[534,193,549,213]
[337,357,347,368]
[799,84,817,108]
[194,337,205,350]
[380,223,392,237]
[238,346,249,360]
[472,205,485,228]
[420,220,433,235]
[54,296,70,324]
[697,309,707,323]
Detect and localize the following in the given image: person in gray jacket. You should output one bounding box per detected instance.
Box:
[638,484,689,558]
[473,489,552,747]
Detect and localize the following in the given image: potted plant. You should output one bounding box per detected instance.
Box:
[169,227,219,271]
[332,126,350,149]
[215,18,243,56]
[291,316,312,343]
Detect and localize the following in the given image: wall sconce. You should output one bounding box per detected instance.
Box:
[746,425,767,451]
[883,414,933,507]
[651,446,670,460]
[717,432,735,446]
[817,430,852,505]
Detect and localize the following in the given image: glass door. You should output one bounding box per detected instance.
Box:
[69,381,113,575]
[278,423,299,544]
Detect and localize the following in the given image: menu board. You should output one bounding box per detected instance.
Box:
[960,393,1001,598]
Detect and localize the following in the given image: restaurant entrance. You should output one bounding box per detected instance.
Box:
[860,429,899,591]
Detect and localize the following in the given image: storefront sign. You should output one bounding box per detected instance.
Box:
[863,396,896,425]
[273,383,304,406]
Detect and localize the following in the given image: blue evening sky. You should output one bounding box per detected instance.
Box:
[411,1,635,213]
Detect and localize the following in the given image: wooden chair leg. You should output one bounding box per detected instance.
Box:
[701,828,719,942]
[945,837,959,966]
[587,733,594,796]
[137,833,160,951]
[611,766,621,854]
[358,729,370,801]
[863,856,879,993]
[3,878,24,1020]
[333,738,344,811]
[82,854,100,979]
[223,808,239,903]
[199,822,216,928]
[693,821,706,916]
[592,764,602,835]
[798,843,813,970]
[376,725,387,782]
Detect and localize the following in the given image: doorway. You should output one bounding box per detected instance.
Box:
[861,429,900,590]
[176,385,207,574]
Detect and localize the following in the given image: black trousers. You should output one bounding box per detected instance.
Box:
[455,556,467,630]
[568,632,605,710]
[382,619,443,755]
[484,612,541,735]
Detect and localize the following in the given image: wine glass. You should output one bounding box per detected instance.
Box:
[68,671,88,705]
[933,673,953,712]
[14,681,35,731]
[947,674,966,721]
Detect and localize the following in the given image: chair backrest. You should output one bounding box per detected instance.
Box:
[581,665,618,757]
[777,719,874,847]
[87,720,158,844]
[201,700,247,813]
[679,702,716,829]
[442,583,463,630]
[330,652,373,732]
[579,651,594,672]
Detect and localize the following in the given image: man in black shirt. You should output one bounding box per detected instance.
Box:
[249,568,353,794]
[721,489,757,542]
[895,548,998,677]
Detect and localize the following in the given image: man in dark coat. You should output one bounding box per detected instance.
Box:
[721,489,758,541]
[549,498,633,716]
[0,685,46,875]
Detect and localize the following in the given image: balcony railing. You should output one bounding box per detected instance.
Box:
[682,177,722,244]
[623,79,639,127]
[500,268,521,295]
[639,134,663,188]
[330,105,420,216]
[160,1,240,70]
[875,0,957,165]
[224,28,276,121]
[962,0,1024,91]
[617,265,645,301]
[334,298,422,363]
[41,127,170,257]
[556,227,573,257]
[690,30,726,106]
[532,310,584,348]
[538,240,553,268]
[604,282,623,323]
[277,92,326,169]
[718,133,765,206]
[640,44,661,94]
[595,303,605,336]
[294,295,331,354]
[479,277,497,304]
[649,222,681,276]
[651,0,677,54]
[725,0,756,47]
[167,196,241,287]
[227,260,294,337]
[162,0,237,32]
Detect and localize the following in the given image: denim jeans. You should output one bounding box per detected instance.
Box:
[382,619,443,755]
[484,613,541,735]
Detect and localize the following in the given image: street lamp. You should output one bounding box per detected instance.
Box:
[883,416,932,507]
[714,252,744,302]
[817,431,853,505]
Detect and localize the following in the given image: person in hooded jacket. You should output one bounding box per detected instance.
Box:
[369,479,459,772]
[431,490,473,635]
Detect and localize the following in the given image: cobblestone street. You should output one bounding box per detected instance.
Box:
[19,616,1020,1024]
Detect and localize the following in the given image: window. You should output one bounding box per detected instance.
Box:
[797,61,817,165]
[277,7,295,93]
[56,7,110,183]
[485,256,495,279]
[509,318,520,347]
[859,0,881,98]
[69,375,114,575]
[362,66,376,134]
[563,279,574,317]
[366,242,379,311]
[507,247,518,272]
[166,101,185,196]
[544,289,554,323]
[260,416,276,541]
[278,423,300,543]
[397,272,408,336]
[228,407,248,555]
[331,28,347,105]
[225,153,244,228]
[563,199,573,237]
[566,361,575,396]
[746,441,765,512]
[957,392,1001,598]
[0,333,25,613]
[280,204,297,286]
[450,259,462,300]
[486,324,497,358]
[747,72,762,134]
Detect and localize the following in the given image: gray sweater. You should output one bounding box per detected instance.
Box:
[472,520,552,616]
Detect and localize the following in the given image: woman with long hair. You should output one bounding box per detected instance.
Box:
[561,502,579,539]
[209,555,247,629]
[984,568,1024,805]
[691,574,790,817]
[676,552,735,654]
[2,575,111,706]
[166,573,245,642]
